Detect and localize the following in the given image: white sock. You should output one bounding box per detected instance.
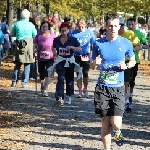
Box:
[113,130,121,135]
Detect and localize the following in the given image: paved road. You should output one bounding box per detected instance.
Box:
[0,66,150,150]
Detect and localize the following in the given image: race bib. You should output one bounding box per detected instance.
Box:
[59,48,70,56]
[99,71,119,84]
[81,55,90,61]
[40,51,50,59]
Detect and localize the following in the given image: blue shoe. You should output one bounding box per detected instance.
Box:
[114,131,124,146]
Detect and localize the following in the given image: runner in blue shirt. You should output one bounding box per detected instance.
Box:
[0,29,4,68]
[71,19,96,98]
[0,17,10,58]
[91,14,135,149]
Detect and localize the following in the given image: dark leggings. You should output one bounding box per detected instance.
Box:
[129,63,139,87]
[55,61,75,100]
[38,59,54,80]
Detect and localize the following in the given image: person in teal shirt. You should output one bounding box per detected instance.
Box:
[11,15,37,40]
[11,9,37,88]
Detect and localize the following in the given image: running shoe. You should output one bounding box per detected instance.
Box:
[11,82,16,87]
[42,90,48,97]
[65,96,71,104]
[57,97,64,106]
[114,131,124,146]
[83,89,89,98]
[77,92,82,98]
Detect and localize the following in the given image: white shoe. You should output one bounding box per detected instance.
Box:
[77,92,82,98]
[57,97,64,106]
[83,90,89,98]
[65,96,71,104]
[42,90,48,97]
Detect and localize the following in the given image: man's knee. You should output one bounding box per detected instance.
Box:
[111,116,122,129]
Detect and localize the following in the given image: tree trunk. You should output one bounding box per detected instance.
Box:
[145,13,148,24]
[8,0,14,31]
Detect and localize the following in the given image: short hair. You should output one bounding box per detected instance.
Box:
[77,19,87,26]
[127,18,136,23]
[2,16,7,22]
[105,14,119,25]
[21,9,30,19]
[70,22,76,29]
[59,22,70,31]
[40,21,51,30]
[64,17,71,22]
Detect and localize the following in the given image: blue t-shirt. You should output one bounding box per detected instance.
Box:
[92,36,134,87]
[0,23,9,34]
[53,36,80,58]
[71,29,96,56]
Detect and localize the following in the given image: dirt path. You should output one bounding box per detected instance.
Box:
[0,65,150,150]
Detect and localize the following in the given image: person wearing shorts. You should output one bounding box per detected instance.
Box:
[118,18,140,112]
[91,14,135,150]
[127,18,148,110]
[71,19,96,98]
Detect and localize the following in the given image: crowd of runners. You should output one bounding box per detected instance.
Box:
[0,9,150,150]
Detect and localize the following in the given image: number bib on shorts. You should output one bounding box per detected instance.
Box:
[99,71,119,84]
[59,48,70,56]
[40,51,50,59]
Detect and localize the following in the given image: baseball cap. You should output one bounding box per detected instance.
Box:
[119,17,125,24]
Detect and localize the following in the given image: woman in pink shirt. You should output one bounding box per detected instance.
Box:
[34,21,56,97]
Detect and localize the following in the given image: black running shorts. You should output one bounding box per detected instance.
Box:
[74,55,90,78]
[124,68,131,82]
[94,84,125,117]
